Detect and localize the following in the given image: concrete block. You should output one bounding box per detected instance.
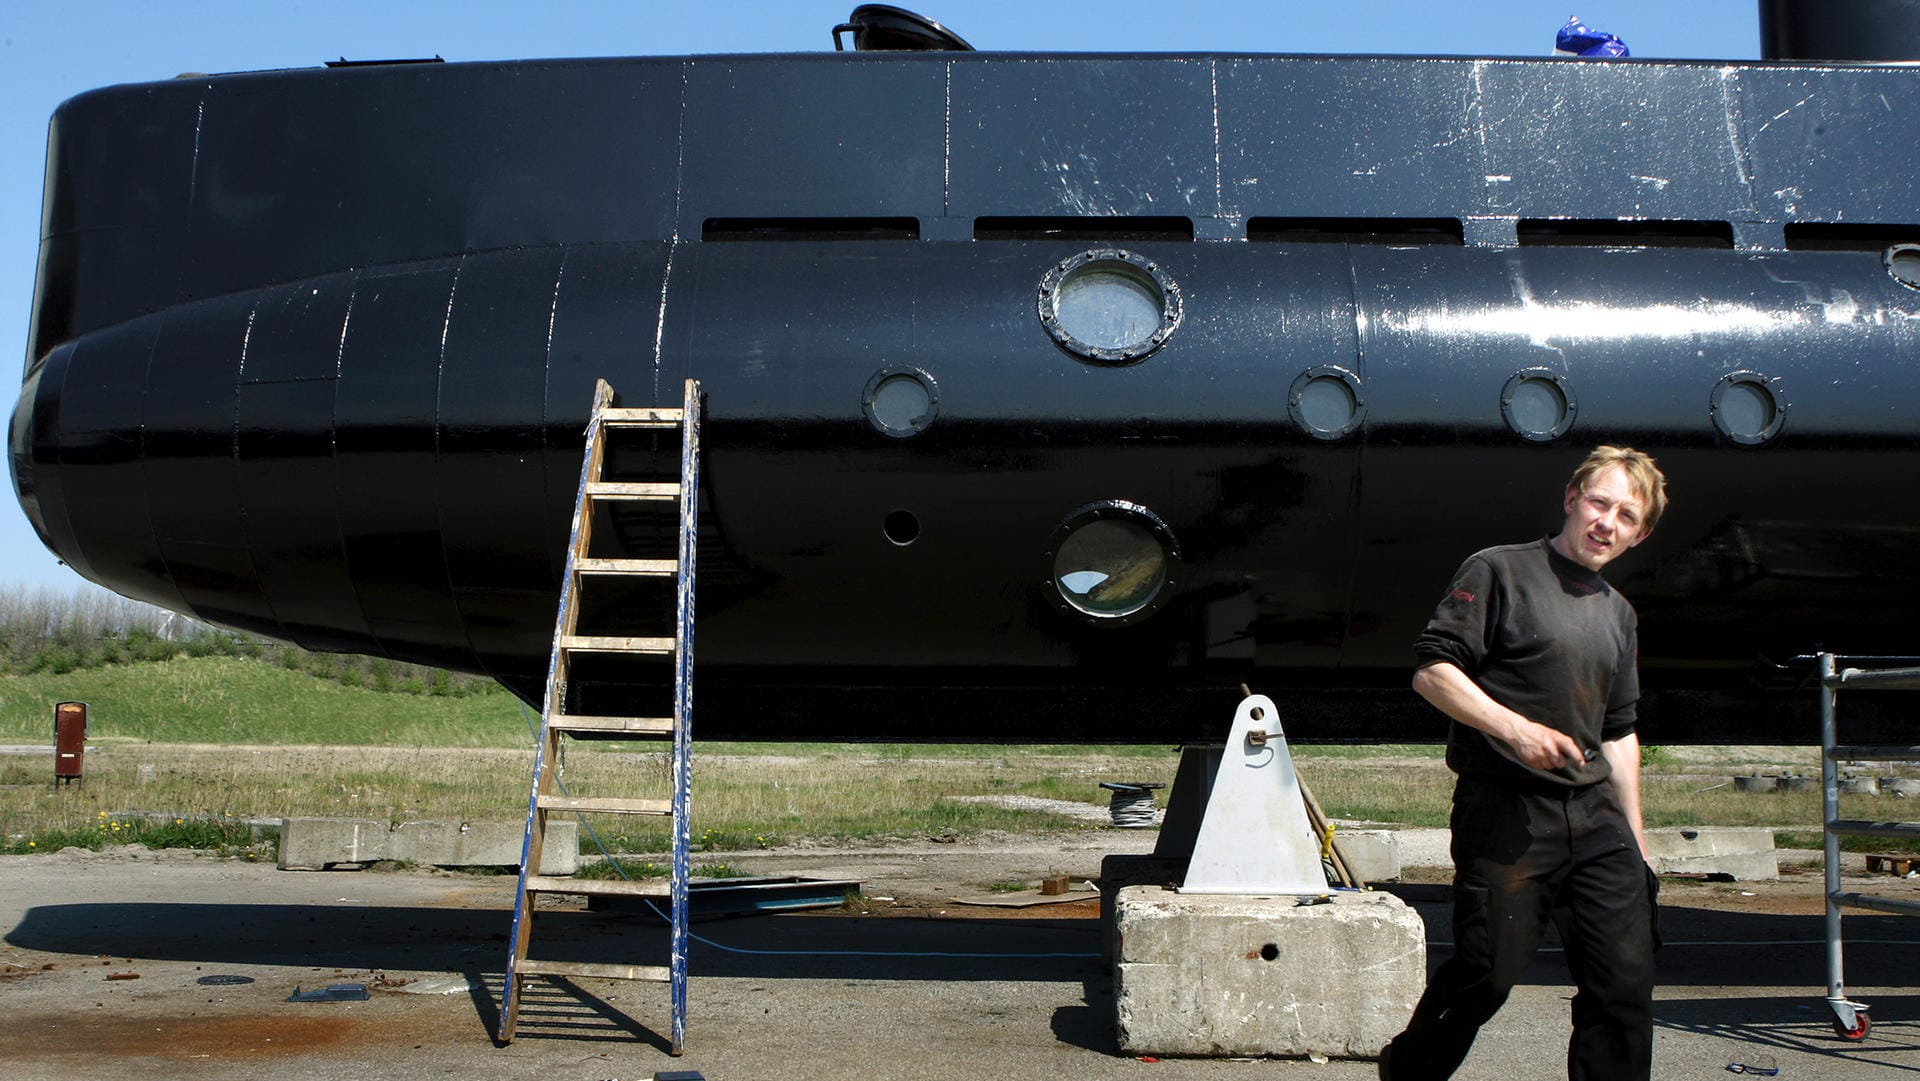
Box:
[278,817,389,870]
[389,820,578,874]
[278,817,577,873]
[1331,829,1400,884]
[1114,886,1424,1059]
[1840,776,1879,796]
[1099,853,1190,965]
[1647,827,1777,881]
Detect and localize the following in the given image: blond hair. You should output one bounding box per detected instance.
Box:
[1569,445,1668,534]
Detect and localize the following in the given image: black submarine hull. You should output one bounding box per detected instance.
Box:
[15,51,1920,740]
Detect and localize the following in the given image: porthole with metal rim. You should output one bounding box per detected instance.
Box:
[1886,244,1920,291]
[1288,365,1365,440]
[1037,248,1183,365]
[1045,500,1181,625]
[1710,370,1787,446]
[1500,368,1577,443]
[862,365,939,438]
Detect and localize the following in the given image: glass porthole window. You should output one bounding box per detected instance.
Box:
[1288,366,1365,440]
[1046,501,1181,624]
[1887,244,1920,291]
[1038,249,1182,364]
[1710,371,1786,446]
[862,365,938,438]
[1500,368,1576,443]
[883,509,920,546]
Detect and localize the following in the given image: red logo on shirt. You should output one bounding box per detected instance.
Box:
[1450,588,1476,604]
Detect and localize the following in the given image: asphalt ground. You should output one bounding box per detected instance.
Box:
[1,844,1917,1080]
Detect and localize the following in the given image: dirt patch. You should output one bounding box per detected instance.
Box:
[0,1013,357,1061]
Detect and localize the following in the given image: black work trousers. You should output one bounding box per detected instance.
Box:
[1387,775,1656,1081]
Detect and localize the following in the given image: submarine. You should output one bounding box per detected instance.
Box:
[13,3,1920,741]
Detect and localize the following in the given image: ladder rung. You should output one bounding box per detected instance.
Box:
[550,713,675,736]
[561,635,675,655]
[601,406,684,428]
[585,481,680,501]
[515,958,671,983]
[537,795,673,816]
[1829,745,1920,762]
[1828,819,1920,840]
[1832,890,1920,917]
[575,557,676,577]
[525,874,672,898]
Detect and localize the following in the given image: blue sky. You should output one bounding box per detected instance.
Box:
[0,1,1760,596]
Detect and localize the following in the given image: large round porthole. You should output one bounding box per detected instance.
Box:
[1710,370,1786,446]
[1038,249,1182,364]
[1500,368,1576,443]
[1288,366,1365,440]
[862,365,938,438]
[1046,501,1181,624]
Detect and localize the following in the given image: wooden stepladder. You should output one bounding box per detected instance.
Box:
[499,378,702,1053]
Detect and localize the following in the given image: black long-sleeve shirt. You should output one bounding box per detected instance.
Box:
[1414,536,1640,788]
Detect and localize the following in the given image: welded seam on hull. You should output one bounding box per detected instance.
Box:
[329,285,389,656]
[1340,249,1369,659]
[131,293,190,616]
[540,249,571,588]
[1719,66,1760,218]
[186,94,206,227]
[1469,60,1498,212]
[1210,60,1221,220]
[657,61,691,405]
[231,303,292,635]
[944,61,952,217]
[432,258,486,670]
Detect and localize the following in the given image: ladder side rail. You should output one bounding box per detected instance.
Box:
[1821,652,1847,1026]
[1817,651,1920,1038]
[503,379,616,1042]
[669,377,702,1056]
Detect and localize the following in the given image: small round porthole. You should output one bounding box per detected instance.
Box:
[1500,368,1576,443]
[1710,371,1786,446]
[1045,501,1181,624]
[1038,249,1182,364]
[1886,244,1920,291]
[862,365,938,438]
[883,509,920,546]
[1288,366,1365,440]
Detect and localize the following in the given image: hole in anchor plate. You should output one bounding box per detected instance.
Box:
[1260,943,1280,961]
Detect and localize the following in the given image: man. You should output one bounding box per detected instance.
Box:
[1380,445,1669,1081]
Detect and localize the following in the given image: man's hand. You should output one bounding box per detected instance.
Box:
[1412,662,1583,770]
[1504,718,1583,771]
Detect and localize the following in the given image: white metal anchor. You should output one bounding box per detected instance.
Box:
[1181,694,1328,896]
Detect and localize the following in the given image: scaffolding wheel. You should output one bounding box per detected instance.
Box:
[1831,1009,1871,1042]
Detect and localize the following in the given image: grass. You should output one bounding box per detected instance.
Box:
[0,656,526,746]
[0,654,1906,864]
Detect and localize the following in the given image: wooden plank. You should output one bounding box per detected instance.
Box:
[601,406,684,427]
[515,958,671,983]
[575,557,675,577]
[550,714,675,736]
[561,635,674,655]
[524,875,671,898]
[537,795,673,816]
[585,481,680,501]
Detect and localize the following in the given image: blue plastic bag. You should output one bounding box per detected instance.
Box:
[1555,15,1630,58]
